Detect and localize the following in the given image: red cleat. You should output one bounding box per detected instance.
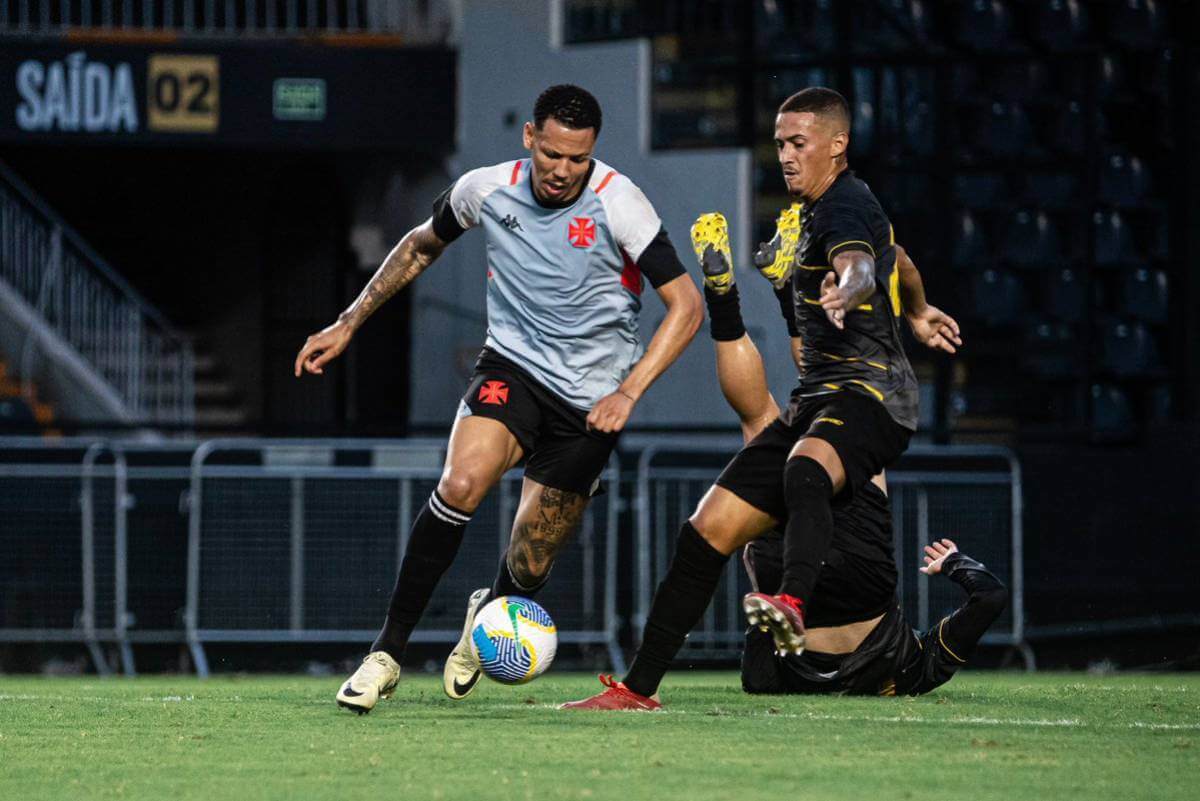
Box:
[743,592,806,656]
[559,675,662,711]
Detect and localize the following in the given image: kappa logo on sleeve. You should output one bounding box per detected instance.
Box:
[568,216,596,248]
[478,380,510,405]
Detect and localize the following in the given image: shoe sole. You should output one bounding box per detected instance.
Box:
[742,596,806,656]
[443,589,490,700]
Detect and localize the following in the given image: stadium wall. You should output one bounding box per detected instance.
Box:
[408,0,791,429]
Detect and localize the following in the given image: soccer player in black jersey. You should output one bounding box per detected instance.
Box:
[564,87,963,710]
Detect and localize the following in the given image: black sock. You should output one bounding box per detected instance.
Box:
[490,551,549,599]
[704,284,747,341]
[623,522,729,697]
[778,456,834,604]
[370,490,472,662]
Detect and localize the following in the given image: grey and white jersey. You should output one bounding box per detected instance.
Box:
[431,158,686,410]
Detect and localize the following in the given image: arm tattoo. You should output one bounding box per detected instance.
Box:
[340,223,446,330]
[508,486,589,586]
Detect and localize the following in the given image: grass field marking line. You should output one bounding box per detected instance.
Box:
[1126,722,1200,731]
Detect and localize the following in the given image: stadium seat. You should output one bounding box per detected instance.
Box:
[1118,269,1169,325]
[954,172,1009,210]
[852,0,933,51]
[1100,320,1161,377]
[0,396,36,426]
[971,269,1025,326]
[952,211,990,269]
[1148,384,1172,423]
[1003,210,1061,269]
[987,61,1049,103]
[954,0,1015,52]
[1023,173,1079,209]
[1108,0,1164,48]
[1048,100,1109,157]
[977,102,1036,159]
[1045,268,1087,322]
[1098,152,1150,207]
[1032,0,1092,49]
[1023,320,1083,378]
[1091,383,1134,436]
[1093,210,1138,267]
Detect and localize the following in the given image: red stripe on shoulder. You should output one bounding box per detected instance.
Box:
[595,170,618,193]
[509,161,523,185]
[620,249,643,296]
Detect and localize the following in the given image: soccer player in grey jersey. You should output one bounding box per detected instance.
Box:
[294,85,702,713]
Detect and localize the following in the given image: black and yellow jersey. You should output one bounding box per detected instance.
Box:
[788,170,919,430]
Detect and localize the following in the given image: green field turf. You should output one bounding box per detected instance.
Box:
[1,671,1197,800]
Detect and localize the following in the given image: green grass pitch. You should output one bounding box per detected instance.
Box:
[1,672,1197,800]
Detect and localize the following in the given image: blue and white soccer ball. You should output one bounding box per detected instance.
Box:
[470,596,557,684]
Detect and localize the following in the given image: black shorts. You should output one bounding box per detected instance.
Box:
[715,389,912,519]
[458,349,617,496]
[742,481,898,627]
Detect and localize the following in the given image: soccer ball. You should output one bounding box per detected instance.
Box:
[470,596,557,684]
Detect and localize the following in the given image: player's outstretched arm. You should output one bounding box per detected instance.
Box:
[818,249,875,330]
[294,219,448,377]
[895,244,963,355]
[586,274,702,433]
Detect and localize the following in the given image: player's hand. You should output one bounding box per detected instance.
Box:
[294,320,354,377]
[907,305,963,354]
[587,390,636,434]
[752,203,801,289]
[920,538,959,575]
[818,271,846,330]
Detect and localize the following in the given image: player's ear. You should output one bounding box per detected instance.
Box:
[522,121,536,151]
[830,130,848,159]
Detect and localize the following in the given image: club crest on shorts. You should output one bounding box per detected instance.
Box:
[478,380,509,405]
[568,216,596,248]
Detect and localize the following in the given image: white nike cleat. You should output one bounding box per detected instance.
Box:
[443,587,491,700]
[336,651,400,715]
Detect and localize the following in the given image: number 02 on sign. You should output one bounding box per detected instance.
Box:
[147,54,219,133]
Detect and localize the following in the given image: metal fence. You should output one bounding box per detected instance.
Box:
[0,162,194,426]
[0,1,455,39]
[0,436,1030,674]
[634,443,1032,668]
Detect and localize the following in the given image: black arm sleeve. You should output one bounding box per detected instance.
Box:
[773,285,801,337]
[637,228,688,289]
[430,182,467,243]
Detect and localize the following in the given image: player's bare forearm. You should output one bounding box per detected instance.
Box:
[895,244,963,354]
[714,335,781,443]
[829,250,876,309]
[339,219,448,332]
[618,274,703,400]
[790,336,804,372]
[895,244,928,316]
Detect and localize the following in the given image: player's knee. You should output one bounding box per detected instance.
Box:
[783,456,833,510]
[436,472,488,512]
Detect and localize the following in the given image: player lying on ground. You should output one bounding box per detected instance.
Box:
[564,87,941,709]
[294,84,702,713]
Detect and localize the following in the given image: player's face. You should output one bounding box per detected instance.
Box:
[774,111,845,199]
[523,118,596,204]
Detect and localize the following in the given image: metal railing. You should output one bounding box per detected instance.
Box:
[0,1,456,39]
[0,161,194,425]
[634,443,1032,668]
[0,436,1031,674]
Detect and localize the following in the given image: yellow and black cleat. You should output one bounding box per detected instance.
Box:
[690,212,735,295]
[753,203,802,289]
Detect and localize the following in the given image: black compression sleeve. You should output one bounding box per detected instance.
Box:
[636,228,687,288]
[430,182,466,242]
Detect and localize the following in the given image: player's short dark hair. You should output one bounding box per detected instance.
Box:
[534,84,603,136]
[778,87,851,132]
